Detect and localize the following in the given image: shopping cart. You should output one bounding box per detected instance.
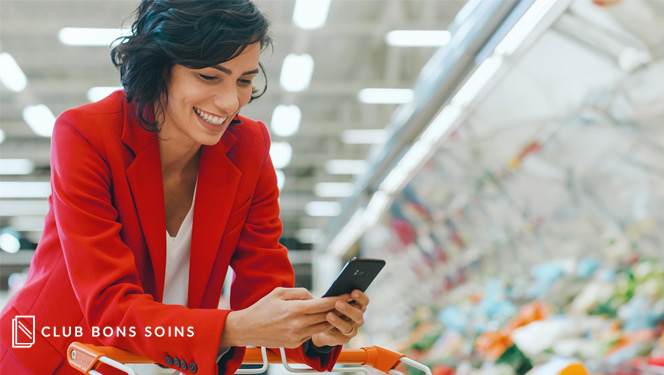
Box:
[67,342,433,375]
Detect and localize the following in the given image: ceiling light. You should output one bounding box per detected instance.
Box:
[275,169,286,190]
[385,30,451,47]
[341,129,388,144]
[280,54,314,92]
[0,229,21,254]
[88,86,123,102]
[0,159,35,175]
[270,141,293,169]
[358,88,414,104]
[23,105,56,137]
[59,27,131,46]
[271,105,301,137]
[293,0,331,29]
[305,201,341,217]
[314,182,355,198]
[0,129,5,144]
[0,53,27,92]
[0,182,51,198]
[326,159,368,175]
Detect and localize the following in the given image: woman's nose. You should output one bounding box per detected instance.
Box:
[213,89,240,116]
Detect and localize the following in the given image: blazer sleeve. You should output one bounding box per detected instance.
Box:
[50,111,228,375]
[222,121,341,374]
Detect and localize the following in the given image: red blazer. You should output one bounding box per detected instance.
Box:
[0,91,341,375]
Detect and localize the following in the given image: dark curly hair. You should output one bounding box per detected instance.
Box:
[111,0,272,132]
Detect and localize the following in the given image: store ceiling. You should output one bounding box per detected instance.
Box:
[0,0,466,247]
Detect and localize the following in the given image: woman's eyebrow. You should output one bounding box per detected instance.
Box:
[210,65,259,76]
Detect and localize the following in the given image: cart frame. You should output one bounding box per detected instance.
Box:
[67,342,433,375]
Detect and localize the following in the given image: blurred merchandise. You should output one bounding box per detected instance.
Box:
[358,1,664,375]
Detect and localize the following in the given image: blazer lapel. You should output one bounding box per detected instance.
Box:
[122,110,167,302]
[188,132,240,308]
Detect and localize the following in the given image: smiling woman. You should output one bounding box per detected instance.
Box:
[110,0,271,134]
[159,52,260,149]
[0,1,370,375]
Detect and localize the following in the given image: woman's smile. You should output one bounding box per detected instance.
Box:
[158,42,260,148]
[194,107,228,126]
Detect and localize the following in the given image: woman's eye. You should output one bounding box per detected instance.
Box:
[199,74,217,81]
[238,79,252,86]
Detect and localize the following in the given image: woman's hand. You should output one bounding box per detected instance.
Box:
[221,287,347,349]
[311,289,369,347]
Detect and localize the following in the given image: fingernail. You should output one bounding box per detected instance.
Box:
[336,301,345,310]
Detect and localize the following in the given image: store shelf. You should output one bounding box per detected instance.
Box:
[356,1,664,375]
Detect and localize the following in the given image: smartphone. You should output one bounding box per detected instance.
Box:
[322,257,386,297]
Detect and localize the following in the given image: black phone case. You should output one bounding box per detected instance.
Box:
[322,258,386,297]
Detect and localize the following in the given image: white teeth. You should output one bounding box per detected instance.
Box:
[194,108,227,126]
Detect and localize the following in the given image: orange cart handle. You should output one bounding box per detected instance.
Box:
[68,342,407,374]
[243,345,406,373]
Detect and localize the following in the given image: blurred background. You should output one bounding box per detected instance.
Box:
[0,0,464,291]
[3,0,664,374]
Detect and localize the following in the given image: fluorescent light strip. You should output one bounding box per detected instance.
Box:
[314,182,355,198]
[450,55,503,108]
[59,27,132,46]
[326,159,368,175]
[385,30,451,47]
[305,201,341,217]
[88,86,123,102]
[23,105,56,137]
[0,159,35,175]
[341,129,388,144]
[293,0,332,29]
[358,88,414,104]
[270,142,293,169]
[0,182,51,198]
[271,105,301,137]
[0,129,5,144]
[327,208,365,256]
[0,53,27,92]
[280,54,314,92]
[378,168,407,198]
[364,190,391,228]
[494,0,561,56]
[419,105,463,145]
[379,140,433,195]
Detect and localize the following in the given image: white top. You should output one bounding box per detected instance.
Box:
[163,197,195,306]
[129,184,230,375]
[127,191,196,375]
[127,185,229,375]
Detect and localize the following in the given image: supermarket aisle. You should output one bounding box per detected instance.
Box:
[3,0,664,375]
[327,1,664,375]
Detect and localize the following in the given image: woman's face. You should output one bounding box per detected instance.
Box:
[159,43,261,148]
